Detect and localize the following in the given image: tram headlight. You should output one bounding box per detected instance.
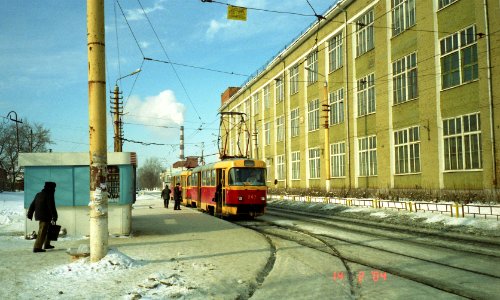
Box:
[261,196,266,201]
[238,196,243,201]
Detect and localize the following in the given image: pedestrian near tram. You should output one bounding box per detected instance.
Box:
[173,182,182,210]
[161,185,171,208]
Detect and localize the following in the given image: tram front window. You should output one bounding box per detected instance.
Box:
[228,168,266,186]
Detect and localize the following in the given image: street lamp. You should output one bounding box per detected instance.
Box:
[112,69,141,152]
[6,111,23,154]
[115,68,141,86]
[305,67,331,190]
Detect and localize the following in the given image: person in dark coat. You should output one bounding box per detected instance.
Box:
[173,182,182,210]
[27,182,58,253]
[161,185,171,208]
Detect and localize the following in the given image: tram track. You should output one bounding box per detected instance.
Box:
[235,219,358,299]
[234,208,500,299]
[268,206,500,257]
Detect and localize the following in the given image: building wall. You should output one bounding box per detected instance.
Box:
[219,0,500,194]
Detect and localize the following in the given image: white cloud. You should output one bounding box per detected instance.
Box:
[125,0,165,21]
[206,19,232,40]
[139,41,150,49]
[124,90,185,135]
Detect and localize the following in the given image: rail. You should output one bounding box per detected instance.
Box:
[268,194,500,221]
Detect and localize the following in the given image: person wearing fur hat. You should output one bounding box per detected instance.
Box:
[27,182,58,253]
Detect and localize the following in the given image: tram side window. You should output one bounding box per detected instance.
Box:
[211,169,216,186]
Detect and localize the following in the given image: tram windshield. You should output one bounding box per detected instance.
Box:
[228,168,266,186]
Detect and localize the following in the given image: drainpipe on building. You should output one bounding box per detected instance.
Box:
[282,60,288,189]
[323,81,331,192]
[483,0,498,196]
[341,8,352,191]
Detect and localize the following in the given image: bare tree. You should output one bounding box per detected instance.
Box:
[137,157,163,190]
[0,120,52,190]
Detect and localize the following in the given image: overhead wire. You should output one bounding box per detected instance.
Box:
[200,0,321,17]
[116,0,146,58]
[136,0,203,124]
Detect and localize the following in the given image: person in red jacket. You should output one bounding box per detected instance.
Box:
[27,182,58,253]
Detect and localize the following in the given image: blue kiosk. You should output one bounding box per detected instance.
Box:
[19,152,137,237]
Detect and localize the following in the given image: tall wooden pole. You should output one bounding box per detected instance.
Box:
[87,0,108,262]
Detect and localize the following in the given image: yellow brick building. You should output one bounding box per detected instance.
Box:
[219,0,500,198]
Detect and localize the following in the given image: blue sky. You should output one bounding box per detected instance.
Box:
[0,0,335,168]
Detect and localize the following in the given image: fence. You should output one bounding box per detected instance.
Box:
[268,194,500,221]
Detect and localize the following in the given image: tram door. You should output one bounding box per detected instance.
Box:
[196,172,201,209]
[215,168,225,216]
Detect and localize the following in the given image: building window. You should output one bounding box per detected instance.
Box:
[266,158,272,182]
[276,116,284,142]
[358,136,377,176]
[264,122,271,146]
[443,113,482,170]
[291,151,300,180]
[306,50,318,84]
[356,10,374,57]
[328,33,343,72]
[276,155,285,180]
[290,64,299,95]
[392,0,415,36]
[263,84,270,109]
[393,52,418,105]
[252,94,259,115]
[308,148,321,179]
[439,0,458,9]
[291,107,300,137]
[329,88,344,125]
[394,126,421,174]
[357,73,375,116]
[275,76,284,103]
[330,142,346,177]
[308,99,320,131]
[440,25,478,89]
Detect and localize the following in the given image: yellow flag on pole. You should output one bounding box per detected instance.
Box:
[227,5,247,21]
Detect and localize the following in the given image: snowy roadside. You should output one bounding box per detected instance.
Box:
[267,199,500,238]
[0,191,268,300]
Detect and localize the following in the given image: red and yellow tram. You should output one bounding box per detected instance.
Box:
[172,158,267,217]
[170,169,191,207]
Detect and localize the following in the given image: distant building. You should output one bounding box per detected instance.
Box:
[219,0,500,197]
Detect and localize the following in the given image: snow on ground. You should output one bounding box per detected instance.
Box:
[269,199,500,237]
[2,191,499,299]
[0,191,203,300]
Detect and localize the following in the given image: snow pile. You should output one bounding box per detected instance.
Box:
[125,272,197,300]
[47,249,142,277]
[135,191,161,201]
[370,211,390,218]
[0,192,26,232]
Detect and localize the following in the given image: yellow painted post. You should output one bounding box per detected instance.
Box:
[88,0,108,262]
[454,203,460,218]
[408,201,413,212]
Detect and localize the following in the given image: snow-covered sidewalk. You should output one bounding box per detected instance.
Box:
[0,192,269,299]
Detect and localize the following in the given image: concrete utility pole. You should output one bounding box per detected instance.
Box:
[87,0,108,262]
